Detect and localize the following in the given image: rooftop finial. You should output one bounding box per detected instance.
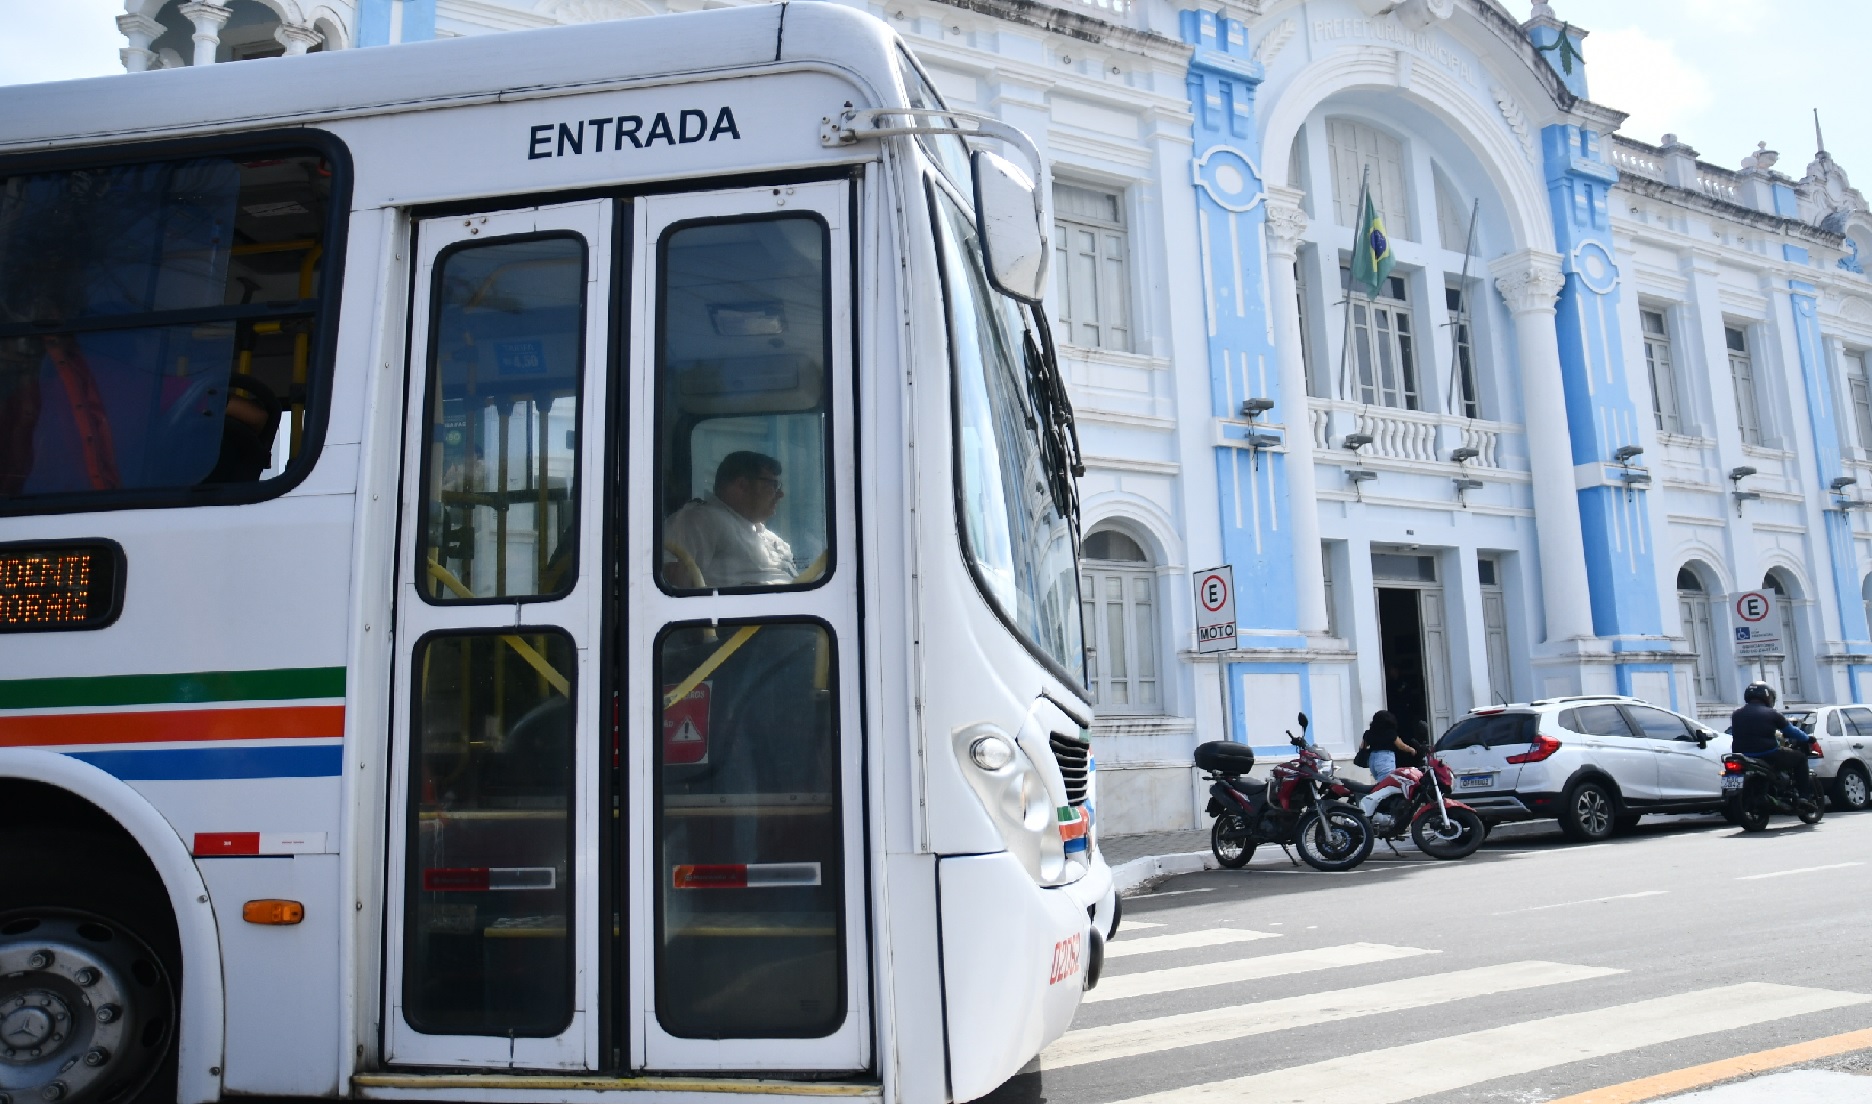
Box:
[1815,108,1828,157]
[1531,1,1556,17]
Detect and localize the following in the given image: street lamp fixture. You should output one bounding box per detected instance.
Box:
[1614,445,1645,464]
[1448,446,1481,464]
[1343,433,1374,451]
[1240,397,1276,418]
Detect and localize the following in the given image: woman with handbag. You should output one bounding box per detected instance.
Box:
[1358,710,1416,778]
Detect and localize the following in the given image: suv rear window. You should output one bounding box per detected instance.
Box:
[1437,712,1536,751]
[0,141,343,509]
[1560,704,1636,738]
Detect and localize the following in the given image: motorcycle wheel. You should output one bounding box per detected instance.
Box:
[1728,791,1770,832]
[1210,815,1255,869]
[1797,789,1826,826]
[1294,805,1373,872]
[1411,806,1486,860]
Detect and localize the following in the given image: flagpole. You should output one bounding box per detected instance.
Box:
[1337,165,1372,405]
[1446,197,1480,417]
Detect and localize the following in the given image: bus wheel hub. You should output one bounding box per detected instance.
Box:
[0,917,159,1103]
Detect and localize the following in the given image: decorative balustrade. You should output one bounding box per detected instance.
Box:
[1459,423,1501,468]
[1306,400,1510,469]
[1356,408,1441,463]
[1609,140,1665,182]
[1697,168,1741,205]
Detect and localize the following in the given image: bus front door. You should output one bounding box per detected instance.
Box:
[387,182,867,1076]
[387,200,613,1070]
[624,181,868,1073]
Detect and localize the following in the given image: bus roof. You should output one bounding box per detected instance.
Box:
[0,3,901,155]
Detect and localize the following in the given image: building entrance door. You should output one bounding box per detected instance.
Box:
[1372,552,1453,746]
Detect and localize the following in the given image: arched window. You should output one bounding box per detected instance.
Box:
[1676,565,1719,704]
[1763,571,1805,702]
[1079,527,1159,713]
[1326,118,1413,241]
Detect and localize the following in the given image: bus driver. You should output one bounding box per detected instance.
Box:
[664,450,797,588]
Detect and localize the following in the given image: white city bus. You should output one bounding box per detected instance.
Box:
[0,6,1113,1102]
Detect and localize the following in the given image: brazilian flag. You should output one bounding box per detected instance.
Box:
[1351,191,1395,297]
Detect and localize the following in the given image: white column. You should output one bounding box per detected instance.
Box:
[1265,187,1330,635]
[274,23,324,56]
[178,1,232,66]
[116,12,163,73]
[1491,249,1595,643]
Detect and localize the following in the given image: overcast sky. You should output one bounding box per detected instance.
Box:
[4,1,1867,187]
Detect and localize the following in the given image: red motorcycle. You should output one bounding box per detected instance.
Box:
[1200,713,1375,872]
[1336,748,1486,860]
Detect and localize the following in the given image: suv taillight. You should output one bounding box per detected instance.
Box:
[1506,734,1561,764]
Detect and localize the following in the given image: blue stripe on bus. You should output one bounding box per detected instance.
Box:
[67,744,343,780]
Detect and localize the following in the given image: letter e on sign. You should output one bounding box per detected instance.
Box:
[1194,566,1237,654]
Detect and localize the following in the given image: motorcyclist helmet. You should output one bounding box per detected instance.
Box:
[1743,681,1776,707]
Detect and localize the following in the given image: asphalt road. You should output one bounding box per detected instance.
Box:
[981,808,1872,1104]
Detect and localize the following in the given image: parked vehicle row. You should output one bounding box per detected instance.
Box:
[1198,692,1863,869]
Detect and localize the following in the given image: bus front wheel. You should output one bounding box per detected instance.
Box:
[0,830,178,1104]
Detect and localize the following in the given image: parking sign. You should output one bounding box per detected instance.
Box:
[1732,590,1782,658]
[1194,566,1237,654]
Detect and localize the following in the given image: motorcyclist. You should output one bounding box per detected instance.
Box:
[1730,681,1819,801]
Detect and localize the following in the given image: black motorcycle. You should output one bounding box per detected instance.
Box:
[1199,713,1374,873]
[1721,734,1825,831]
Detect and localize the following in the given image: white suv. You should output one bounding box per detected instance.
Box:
[1434,696,1731,842]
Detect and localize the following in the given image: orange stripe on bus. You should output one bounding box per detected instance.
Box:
[0,705,345,747]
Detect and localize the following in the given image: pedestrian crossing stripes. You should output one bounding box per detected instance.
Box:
[1101,928,1279,960]
[1083,942,1436,1004]
[1106,982,1870,1104]
[1040,960,1621,1070]
[1112,921,1163,932]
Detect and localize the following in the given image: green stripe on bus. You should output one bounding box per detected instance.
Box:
[0,667,346,711]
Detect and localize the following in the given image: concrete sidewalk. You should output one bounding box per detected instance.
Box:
[1659,1069,1869,1101]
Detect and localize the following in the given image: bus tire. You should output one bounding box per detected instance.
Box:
[0,828,179,1104]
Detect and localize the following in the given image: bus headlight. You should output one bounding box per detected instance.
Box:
[970,733,1016,771]
[954,722,1068,884]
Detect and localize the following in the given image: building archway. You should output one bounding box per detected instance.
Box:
[1080,524,1162,714]
[1762,569,1807,703]
[1677,562,1723,706]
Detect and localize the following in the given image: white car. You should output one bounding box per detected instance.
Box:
[1781,706,1872,812]
[1433,696,1731,842]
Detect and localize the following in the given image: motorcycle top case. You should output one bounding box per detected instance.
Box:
[1195,741,1257,776]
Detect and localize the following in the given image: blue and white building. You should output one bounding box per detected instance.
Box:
[104,0,1872,833]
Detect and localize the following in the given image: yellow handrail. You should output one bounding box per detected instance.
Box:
[659,550,831,710]
[424,556,571,696]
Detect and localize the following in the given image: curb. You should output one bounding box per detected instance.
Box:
[1112,850,1218,896]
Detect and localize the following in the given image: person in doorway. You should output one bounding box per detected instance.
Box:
[1361,710,1417,779]
[664,450,797,588]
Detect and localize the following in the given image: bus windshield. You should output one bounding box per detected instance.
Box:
[930,183,1085,684]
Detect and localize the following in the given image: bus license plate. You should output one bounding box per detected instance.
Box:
[1458,772,1496,790]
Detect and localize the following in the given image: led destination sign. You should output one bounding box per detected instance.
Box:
[0,541,125,633]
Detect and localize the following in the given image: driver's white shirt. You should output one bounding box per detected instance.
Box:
[664,492,796,587]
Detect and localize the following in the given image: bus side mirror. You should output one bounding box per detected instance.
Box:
[972,149,1048,304]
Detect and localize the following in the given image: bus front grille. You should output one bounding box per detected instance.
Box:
[1049,732,1091,806]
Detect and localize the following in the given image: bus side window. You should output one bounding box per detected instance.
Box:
[654,216,831,592]
[0,151,337,502]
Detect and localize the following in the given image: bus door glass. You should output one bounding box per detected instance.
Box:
[386,200,612,1069]
[625,181,868,1071]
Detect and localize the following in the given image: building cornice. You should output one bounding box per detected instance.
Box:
[1616,173,1845,251]
[917,0,1188,56]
